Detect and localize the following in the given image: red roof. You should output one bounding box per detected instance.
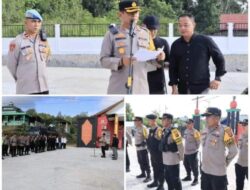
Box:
[220,14,248,23]
[220,14,248,30]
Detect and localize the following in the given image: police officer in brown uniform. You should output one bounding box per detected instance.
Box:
[159,113,184,190]
[146,114,164,190]
[100,0,156,94]
[10,134,17,157]
[134,116,152,182]
[182,119,200,186]
[7,9,51,94]
[235,119,248,190]
[201,107,238,190]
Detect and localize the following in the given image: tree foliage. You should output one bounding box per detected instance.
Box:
[126,103,134,122]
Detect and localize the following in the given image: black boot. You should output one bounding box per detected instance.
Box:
[156,184,164,190]
[147,181,158,188]
[182,176,192,181]
[143,174,152,183]
[136,173,146,178]
[191,178,198,186]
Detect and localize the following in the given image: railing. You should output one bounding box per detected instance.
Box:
[2,24,55,37]
[233,23,248,36]
[2,23,248,38]
[60,24,109,37]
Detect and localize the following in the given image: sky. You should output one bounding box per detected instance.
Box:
[126,95,249,118]
[2,96,124,117]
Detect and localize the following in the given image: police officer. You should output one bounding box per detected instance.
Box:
[143,15,170,94]
[2,134,10,156]
[10,134,17,157]
[100,0,156,94]
[134,116,152,182]
[200,107,238,190]
[7,9,51,94]
[126,130,132,172]
[146,114,164,189]
[159,113,184,190]
[182,119,200,186]
[235,119,248,190]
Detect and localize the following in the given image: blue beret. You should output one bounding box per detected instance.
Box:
[25,9,43,21]
[146,114,157,120]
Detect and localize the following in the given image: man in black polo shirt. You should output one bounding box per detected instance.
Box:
[169,13,226,94]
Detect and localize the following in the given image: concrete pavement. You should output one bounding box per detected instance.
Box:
[3,147,124,190]
[2,66,248,95]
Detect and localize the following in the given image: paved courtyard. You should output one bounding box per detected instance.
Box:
[3,147,124,190]
[2,66,248,95]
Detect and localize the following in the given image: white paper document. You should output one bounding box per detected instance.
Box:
[134,47,163,62]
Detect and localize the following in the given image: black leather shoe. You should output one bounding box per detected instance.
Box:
[126,168,130,172]
[182,176,192,181]
[191,179,198,186]
[143,176,152,183]
[136,173,146,178]
[147,181,158,188]
[156,185,164,190]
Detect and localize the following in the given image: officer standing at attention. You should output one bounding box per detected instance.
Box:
[182,119,200,186]
[143,15,170,94]
[159,113,184,190]
[235,119,248,190]
[200,107,238,190]
[100,0,156,94]
[146,114,164,190]
[134,116,152,183]
[8,9,51,94]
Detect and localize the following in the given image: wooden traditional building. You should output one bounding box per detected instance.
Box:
[77,100,124,149]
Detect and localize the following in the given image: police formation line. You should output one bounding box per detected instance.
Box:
[127,107,248,190]
[2,134,68,158]
[8,0,227,95]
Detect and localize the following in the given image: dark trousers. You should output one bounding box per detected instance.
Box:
[150,151,164,185]
[25,145,30,155]
[2,145,9,156]
[10,146,17,157]
[126,147,130,170]
[164,164,182,190]
[201,171,227,190]
[183,152,199,179]
[137,149,151,175]
[101,146,106,157]
[235,163,248,190]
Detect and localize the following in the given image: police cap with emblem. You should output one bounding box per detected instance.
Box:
[133,116,143,121]
[185,118,194,124]
[119,0,141,13]
[240,119,248,126]
[201,107,221,117]
[25,9,43,21]
[143,15,160,30]
[146,114,157,120]
[159,113,173,120]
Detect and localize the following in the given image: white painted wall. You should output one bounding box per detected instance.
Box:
[2,23,247,55]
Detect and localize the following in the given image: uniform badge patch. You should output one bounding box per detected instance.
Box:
[9,43,16,52]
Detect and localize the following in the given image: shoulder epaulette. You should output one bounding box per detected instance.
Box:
[109,24,119,35]
[171,128,182,145]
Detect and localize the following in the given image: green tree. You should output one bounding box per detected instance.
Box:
[126,103,134,121]
[219,0,248,13]
[26,108,37,117]
[81,0,118,17]
[194,0,220,34]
